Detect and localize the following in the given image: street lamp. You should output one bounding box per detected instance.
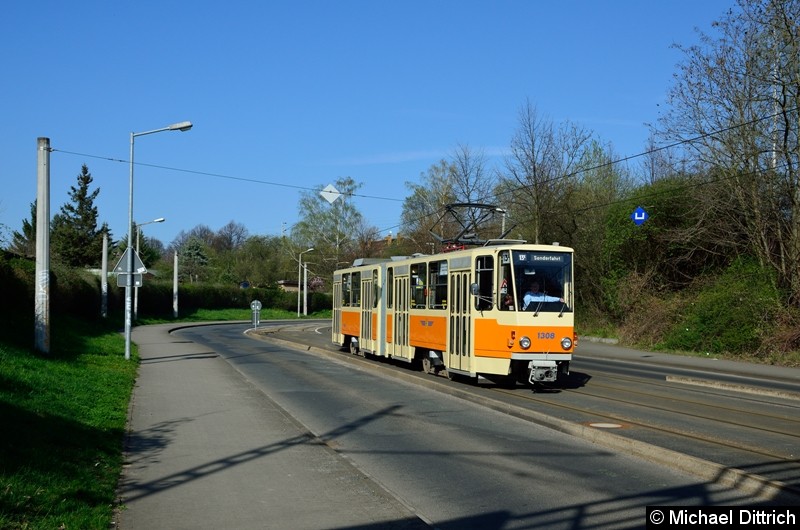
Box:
[495,207,507,236]
[125,121,192,360]
[297,248,314,317]
[133,217,165,320]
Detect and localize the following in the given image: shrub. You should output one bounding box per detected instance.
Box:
[613,270,681,348]
[659,257,780,355]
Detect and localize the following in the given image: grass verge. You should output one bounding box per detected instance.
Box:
[0,309,329,529]
[0,316,138,530]
[138,307,332,325]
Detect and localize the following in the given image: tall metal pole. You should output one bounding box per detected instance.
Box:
[124,132,135,360]
[34,137,50,354]
[296,248,314,317]
[124,121,192,360]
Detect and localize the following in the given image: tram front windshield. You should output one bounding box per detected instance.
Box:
[505,251,572,312]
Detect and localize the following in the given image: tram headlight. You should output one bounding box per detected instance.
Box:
[561,337,573,350]
[519,336,531,350]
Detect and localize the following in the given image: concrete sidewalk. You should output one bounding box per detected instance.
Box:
[116,323,429,530]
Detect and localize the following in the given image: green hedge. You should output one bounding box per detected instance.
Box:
[131,280,332,318]
[1,254,332,341]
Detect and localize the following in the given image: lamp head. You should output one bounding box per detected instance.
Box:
[169,121,193,132]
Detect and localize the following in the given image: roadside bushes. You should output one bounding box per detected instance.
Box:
[50,264,103,318]
[0,253,34,345]
[659,257,782,357]
[613,257,795,362]
[1,254,333,344]
[136,280,332,318]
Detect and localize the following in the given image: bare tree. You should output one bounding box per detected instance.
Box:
[500,99,593,244]
[656,0,800,304]
[213,220,249,252]
[401,159,457,252]
[169,224,215,254]
[401,147,502,251]
[638,133,688,185]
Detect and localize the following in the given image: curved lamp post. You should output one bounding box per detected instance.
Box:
[125,121,192,360]
[133,217,165,320]
[297,248,314,317]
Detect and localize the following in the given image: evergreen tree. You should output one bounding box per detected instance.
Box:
[179,237,210,283]
[51,164,109,267]
[9,201,37,257]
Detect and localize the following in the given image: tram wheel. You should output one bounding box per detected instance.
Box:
[349,341,359,356]
[421,358,433,374]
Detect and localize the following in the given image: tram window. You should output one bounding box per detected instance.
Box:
[387,268,393,309]
[411,263,427,308]
[342,273,351,306]
[373,269,379,308]
[428,260,448,309]
[499,257,515,310]
[474,255,494,310]
[512,250,573,312]
[352,271,361,307]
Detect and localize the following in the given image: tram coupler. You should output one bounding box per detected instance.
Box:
[528,360,558,384]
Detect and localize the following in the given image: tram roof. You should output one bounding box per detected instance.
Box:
[340,241,572,270]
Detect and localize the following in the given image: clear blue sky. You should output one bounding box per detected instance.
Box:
[1,1,731,248]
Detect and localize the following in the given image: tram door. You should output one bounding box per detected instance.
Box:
[360,274,376,352]
[391,273,412,360]
[331,277,342,345]
[446,271,471,373]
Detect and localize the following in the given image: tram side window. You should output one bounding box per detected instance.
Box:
[428,260,448,309]
[411,263,427,308]
[499,250,515,311]
[474,255,494,310]
[342,273,351,306]
[351,272,361,307]
[387,268,393,309]
[373,269,379,308]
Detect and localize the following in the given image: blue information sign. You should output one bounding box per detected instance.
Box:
[631,206,649,226]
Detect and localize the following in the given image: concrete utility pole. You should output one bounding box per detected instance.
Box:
[34,137,50,353]
[134,217,165,320]
[303,262,309,316]
[101,232,108,318]
[297,248,314,317]
[173,252,179,319]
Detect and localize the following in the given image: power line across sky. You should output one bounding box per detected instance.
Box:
[1,1,732,246]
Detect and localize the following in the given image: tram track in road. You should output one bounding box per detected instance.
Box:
[481,369,800,499]
[555,375,800,440]
[251,322,800,503]
[491,385,800,462]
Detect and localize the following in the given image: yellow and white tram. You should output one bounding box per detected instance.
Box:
[332,241,575,386]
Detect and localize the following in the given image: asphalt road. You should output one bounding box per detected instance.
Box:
[170,322,796,529]
[256,320,800,500]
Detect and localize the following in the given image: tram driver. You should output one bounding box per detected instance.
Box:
[522,281,564,310]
